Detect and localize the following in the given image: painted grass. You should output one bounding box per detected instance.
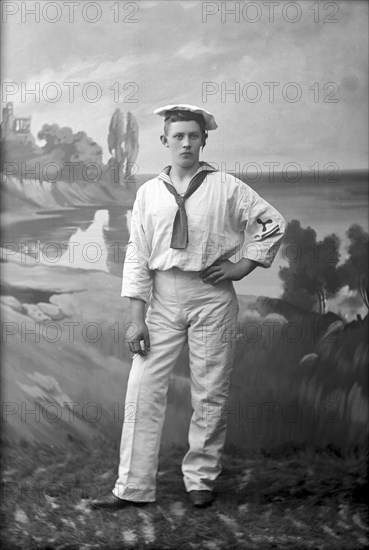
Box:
[221,305,369,455]
[1,441,367,550]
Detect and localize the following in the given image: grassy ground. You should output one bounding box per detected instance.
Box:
[1,439,367,550]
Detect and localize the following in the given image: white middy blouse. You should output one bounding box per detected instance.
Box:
[121,163,286,303]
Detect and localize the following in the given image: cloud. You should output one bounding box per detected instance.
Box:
[2,0,368,170]
[181,1,199,9]
[177,40,216,60]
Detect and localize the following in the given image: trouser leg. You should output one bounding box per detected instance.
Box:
[113,274,188,502]
[182,281,239,492]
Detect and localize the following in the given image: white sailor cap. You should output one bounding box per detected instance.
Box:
[154,104,218,131]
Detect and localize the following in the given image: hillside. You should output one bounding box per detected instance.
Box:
[0,174,136,222]
[1,248,367,454]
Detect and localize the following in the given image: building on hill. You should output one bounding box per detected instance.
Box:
[0,102,36,147]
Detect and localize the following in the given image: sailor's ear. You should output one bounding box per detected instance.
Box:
[160,135,169,147]
[201,131,208,150]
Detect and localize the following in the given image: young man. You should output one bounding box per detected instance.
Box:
[90,104,286,509]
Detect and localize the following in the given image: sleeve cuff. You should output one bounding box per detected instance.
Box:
[121,289,151,303]
[242,241,281,268]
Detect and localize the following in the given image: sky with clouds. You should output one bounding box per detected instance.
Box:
[2,0,368,172]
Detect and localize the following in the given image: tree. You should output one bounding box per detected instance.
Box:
[279,220,342,314]
[38,124,102,164]
[337,224,369,310]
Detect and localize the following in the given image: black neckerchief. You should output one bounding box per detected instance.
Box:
[158,162,217,249]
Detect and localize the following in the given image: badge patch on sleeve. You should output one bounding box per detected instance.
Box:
[254,218,280,239]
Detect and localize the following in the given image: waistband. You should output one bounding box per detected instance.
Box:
[153,267,202,277]
[151,267,237,295]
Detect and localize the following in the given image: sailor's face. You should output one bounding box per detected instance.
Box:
[164,120,204,169]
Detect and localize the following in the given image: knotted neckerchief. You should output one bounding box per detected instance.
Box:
[158,163,216,249]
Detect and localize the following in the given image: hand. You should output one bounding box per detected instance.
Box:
[125,319,151,356]
[200,258,259,284]
[200,260,241,285]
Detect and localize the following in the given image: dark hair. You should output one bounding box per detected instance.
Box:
[163,111,208,147]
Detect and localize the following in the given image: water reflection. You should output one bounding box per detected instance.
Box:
[58,209,110,272]
[3,205,132,278]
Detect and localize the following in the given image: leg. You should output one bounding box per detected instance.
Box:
[113,276,188,502]
[182,281,239,493]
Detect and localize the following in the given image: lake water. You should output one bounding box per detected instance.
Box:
[2,204,130,278]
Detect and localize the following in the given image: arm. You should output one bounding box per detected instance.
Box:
[127,297,151,356]
[121,196,153,304]
[200,256,258,284]
[229,257,259,279]
[240,190,286,269]
[201,184,286,285]
[121,195,152,355]
[130,297,146,321]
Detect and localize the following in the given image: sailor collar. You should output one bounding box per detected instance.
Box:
[157,162,217,186]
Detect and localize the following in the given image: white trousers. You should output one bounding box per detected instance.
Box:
[113,267,239,502]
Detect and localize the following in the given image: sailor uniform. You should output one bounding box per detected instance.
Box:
[121,163,286,303]
[113,162,286,501]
